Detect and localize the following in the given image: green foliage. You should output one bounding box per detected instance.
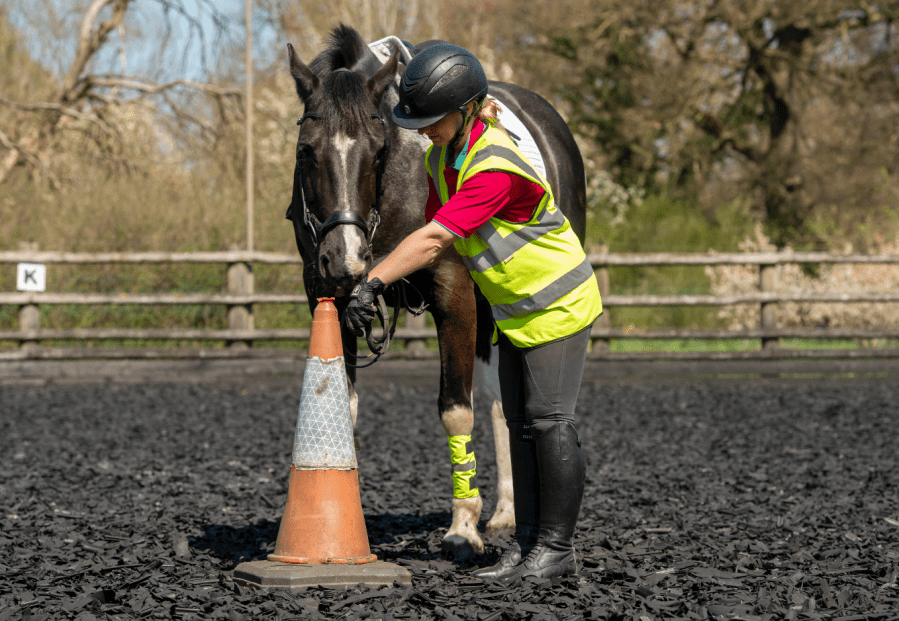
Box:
[600,192,755,254]
[542,1,899,249]
[560,22,648,188]
[586,191,756,329]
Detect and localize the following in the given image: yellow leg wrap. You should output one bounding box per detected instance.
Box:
[448,434,479,499]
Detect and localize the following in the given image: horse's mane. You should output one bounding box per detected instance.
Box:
[307,25,386,136]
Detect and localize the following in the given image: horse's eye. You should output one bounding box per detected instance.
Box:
[298,145,315,163]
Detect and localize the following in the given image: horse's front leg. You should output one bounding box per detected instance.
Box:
[432,261,484,559]
[334,298,360,441]
[468,292,515,538]
[487,398,515,536]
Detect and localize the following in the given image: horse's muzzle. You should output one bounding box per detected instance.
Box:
[317,239,372,297]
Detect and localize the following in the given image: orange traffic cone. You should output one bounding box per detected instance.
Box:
[268,298,377,565]
[232,297,410,589]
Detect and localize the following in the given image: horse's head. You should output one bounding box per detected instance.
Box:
[287,30,401,297]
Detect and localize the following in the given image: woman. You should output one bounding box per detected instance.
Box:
[345,43,602,583]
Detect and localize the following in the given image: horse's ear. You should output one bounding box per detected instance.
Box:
[367,48,400,105]
[288,43,318,102]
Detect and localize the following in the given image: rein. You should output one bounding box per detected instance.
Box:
[341,277,426,369]
[285,109,427,367]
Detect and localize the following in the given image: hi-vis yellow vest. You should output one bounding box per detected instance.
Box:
[426,125,602,348]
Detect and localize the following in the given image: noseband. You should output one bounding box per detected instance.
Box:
[285,111,390,257]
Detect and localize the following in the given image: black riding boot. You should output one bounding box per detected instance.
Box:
[498,422,585,584]
[472,424,540,580]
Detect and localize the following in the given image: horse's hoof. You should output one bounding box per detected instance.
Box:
[484,522,515,541]
[441,535,478,561]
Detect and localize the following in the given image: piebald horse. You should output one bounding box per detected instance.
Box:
[285,25,587,559]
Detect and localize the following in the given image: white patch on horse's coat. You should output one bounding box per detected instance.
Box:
[332,132,368,276]
[332,133,356,208]
[485,398,515,535]
[474,342,514,535]
[440,404,475,437]
[340,226,367,274]
[346,376,359,428]
[447,496,484,554]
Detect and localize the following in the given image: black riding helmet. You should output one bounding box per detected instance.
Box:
[392,43,488,131]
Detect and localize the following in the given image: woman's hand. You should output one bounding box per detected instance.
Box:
[344,276,386,335]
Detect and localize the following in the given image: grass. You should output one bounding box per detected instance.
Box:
[603,338,899,354]
[608,338,760,353]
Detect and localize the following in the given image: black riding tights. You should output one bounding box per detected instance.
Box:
[497,324,591,435]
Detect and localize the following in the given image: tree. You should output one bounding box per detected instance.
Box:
[0,0,241,186]
[258,0,524,84]
[537,0,899,246]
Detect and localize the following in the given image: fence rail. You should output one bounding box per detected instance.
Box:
[3,250,899,359]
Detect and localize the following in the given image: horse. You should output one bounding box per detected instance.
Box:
[284,25,588,560]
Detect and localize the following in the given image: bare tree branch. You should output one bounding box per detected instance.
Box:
[61,0,131,105]
[0,97,117,137]
[0,0,241,185]
[88,76,243,97]
[0,126,59,187]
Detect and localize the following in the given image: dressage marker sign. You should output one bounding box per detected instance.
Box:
[16,262,46,292]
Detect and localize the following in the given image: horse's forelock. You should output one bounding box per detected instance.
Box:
[310,71,373,135]
[304,25,384,135]
[309,25,377,76]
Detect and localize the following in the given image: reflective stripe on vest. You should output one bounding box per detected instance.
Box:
[425,125,602,347]
[464,203,566,272]
[490,256,595,321]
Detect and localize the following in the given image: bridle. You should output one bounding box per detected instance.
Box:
[285,110,390,255]
[284,107,426,368]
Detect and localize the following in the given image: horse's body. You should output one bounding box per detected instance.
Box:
[286,26,587,559]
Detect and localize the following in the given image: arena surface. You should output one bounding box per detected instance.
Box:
[1,360,898,620]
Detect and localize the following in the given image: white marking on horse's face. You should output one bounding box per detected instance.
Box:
[340,226,368,274]
[332,133,356,210]
[329,132,368,276]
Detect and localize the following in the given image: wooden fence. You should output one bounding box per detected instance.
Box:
[3,249,899,360]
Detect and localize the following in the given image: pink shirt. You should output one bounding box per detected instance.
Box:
[425,121,546,238]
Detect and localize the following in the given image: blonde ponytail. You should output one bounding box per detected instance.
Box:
[476,97,510,138]
[466,97,509,138]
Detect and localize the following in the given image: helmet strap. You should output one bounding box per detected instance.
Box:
[449,97,487,152]
[449,107,470,153]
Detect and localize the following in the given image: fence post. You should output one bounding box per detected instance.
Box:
[760,261,778,350]
[227,260,254,349]
[17,241,40,351]
[18,303,40,351]
[405,310,427,354]
[593,245,611,353]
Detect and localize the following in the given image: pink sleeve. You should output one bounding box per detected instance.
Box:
[430,171,515,238]
[424,178,443,224]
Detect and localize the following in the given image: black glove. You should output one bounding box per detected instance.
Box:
[344,276,386,336]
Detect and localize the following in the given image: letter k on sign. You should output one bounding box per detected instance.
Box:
[17,263,46,292]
